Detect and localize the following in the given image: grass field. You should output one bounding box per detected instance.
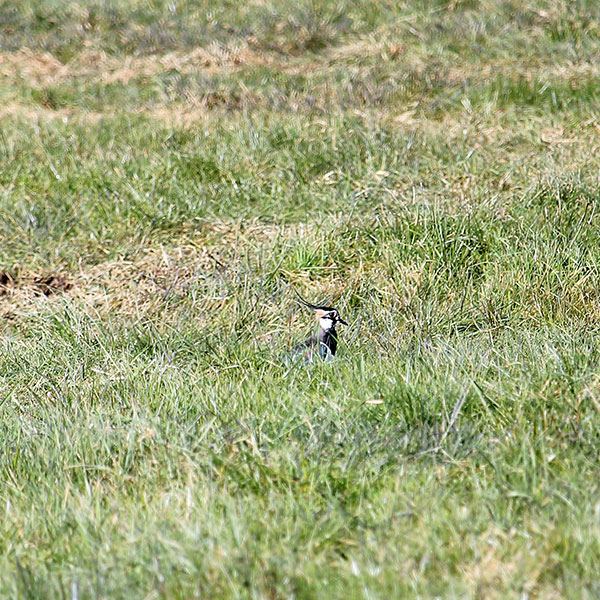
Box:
[1,0,600,597]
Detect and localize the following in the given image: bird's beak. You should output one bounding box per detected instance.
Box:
[338,318,348,326]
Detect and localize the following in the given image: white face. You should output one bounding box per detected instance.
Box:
[319,316,335,331]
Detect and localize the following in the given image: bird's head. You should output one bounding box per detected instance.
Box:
[293,289,348,331]
[314,307,348,331]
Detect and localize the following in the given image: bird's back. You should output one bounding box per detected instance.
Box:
[289,328,337,363]
[290,334,321,363]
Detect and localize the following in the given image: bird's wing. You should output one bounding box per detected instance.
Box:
[288,335,319,363]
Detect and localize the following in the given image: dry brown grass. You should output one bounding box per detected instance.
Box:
[461,525,564,599]
[0,220,347,327]
[1,16,596,127]
[0,43,269,86]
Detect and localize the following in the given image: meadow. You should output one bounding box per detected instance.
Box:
[1,0,600,597]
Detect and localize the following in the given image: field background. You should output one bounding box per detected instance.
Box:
[1,0,600,597]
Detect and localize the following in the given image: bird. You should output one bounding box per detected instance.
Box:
[289,291,348,363]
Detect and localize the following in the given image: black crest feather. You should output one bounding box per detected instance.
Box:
[293,288,333,311]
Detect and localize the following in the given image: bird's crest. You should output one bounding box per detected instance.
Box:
[293,288,332,312]
[293,288,348,326]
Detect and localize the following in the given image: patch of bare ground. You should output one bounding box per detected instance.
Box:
[0,271,72,297]
[0,270,73,319]
[32,274,72,296]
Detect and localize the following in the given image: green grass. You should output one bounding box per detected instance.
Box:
[1,0,600,597]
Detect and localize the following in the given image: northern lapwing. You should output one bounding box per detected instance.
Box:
[290,291,348,363]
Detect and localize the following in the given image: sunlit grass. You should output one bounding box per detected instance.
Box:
[1,0,600,598]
